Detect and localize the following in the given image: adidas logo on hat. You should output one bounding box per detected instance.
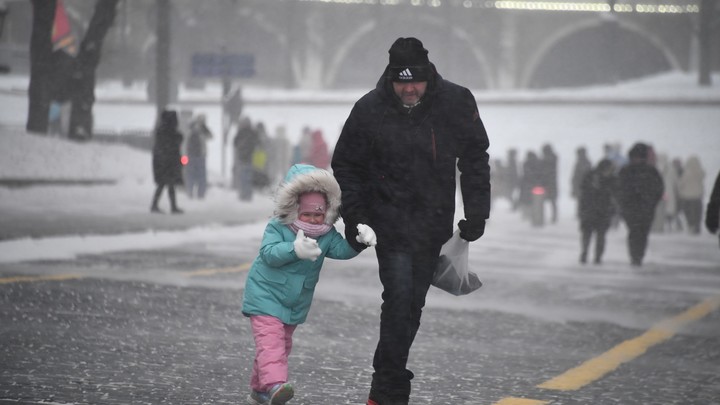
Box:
[398,68,413,80]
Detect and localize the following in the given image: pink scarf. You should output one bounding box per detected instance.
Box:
[290,219,332,238]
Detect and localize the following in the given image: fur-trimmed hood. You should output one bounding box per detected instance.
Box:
[275,164,342,225]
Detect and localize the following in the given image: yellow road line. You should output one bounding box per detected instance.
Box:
[494,397,550,405]
[1,263,252,284]
[538,295,720,391]
[183,263,251,277]
[0,273,83,284]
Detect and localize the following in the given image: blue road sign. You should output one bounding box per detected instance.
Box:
[191,53,255,78]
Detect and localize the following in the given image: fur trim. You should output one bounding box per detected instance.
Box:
[275,169,342,225]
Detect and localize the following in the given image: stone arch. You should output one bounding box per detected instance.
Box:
[450,26,497,89]
[521,16,681,88]
[327,16,494,89]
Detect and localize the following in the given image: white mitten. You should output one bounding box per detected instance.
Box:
[293,229,322,261]
[356,224,377,247]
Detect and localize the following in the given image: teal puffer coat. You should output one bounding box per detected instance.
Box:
[242,164,359,325]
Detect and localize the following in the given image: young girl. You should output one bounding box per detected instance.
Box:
[242,164,376,405]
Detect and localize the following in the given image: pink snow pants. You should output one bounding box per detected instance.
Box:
[249,315,297,392]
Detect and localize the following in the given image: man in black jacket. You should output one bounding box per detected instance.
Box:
[705,170,720,246]
[617,143,664,266]
[331,37,491,405]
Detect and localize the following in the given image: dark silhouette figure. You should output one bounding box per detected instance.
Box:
[617,143,664,266]
[185,114,212,199]
[506,148,520,209]
[151,110,184,214]
[705,170,720,247]
[233,117,259,201]
[571,146,593,215]
[518,151,542,219]
[578,159,616,264]
[332,37,491,405]
[540,144,559,223]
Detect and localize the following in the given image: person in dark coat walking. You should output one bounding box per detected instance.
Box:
[578,159,616,264]
[185,113,213,199]
[150,110,184,214]
[540,143,559,223]
[233,117,259,201]
[617,143,664,266]
[705,170,720,247]
[331,37,491,405]
[571,146,593,216]
[518,151,542,221]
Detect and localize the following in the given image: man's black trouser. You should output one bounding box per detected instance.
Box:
[624,214,654,265]
[371,243,441,401]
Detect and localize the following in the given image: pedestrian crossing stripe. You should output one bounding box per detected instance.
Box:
[537,294,720,391]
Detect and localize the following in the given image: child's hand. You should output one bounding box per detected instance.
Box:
[293,229,322,261]
[356,224,377,247]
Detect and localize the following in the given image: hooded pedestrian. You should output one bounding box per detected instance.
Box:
[578,159,617,264]
[242,164,376,405]
[233,117,259,201]
[184,113,212,199]
[617,142,664,266]
[571,146,593,213]
[331,37,491,405]
[540,143,559,223]
[150,109,184,214]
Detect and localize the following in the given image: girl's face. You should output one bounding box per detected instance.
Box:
[298,212,325,225]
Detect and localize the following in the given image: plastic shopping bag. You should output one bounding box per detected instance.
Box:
[432,230,482,296]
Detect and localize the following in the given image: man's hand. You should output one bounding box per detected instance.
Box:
[293,229,322,261]
[458,218,485,241]
[356,224,377,246]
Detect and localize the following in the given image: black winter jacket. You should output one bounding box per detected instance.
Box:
[617,162,664,224]
[579,169,617,230]
[152,125,183,185]
[331,67,491,251]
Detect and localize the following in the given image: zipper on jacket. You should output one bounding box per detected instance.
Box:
[431,127,437,163]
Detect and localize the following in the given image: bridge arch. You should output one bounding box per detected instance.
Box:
[328,16,495,89]
[521,16,682,88]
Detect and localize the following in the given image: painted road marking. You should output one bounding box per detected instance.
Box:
[494,397,550,405]
[538,294,720,391]
[183,263,252,277]
[492,295,720,404]
[0,273,83,284]
[0,263,253,284]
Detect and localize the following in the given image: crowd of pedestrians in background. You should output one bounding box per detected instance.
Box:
[490,141,711,266]
[491,143,559,225]
[151,107,333,208]
[153,107,717,266]
[229,119,332,202]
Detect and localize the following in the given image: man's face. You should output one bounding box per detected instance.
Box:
[392,81,427,106]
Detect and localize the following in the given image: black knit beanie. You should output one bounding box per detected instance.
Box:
[387,37,431,82]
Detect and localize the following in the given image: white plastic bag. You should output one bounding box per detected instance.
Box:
[432,230,482,296]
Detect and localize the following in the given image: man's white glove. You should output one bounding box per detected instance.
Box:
[293,229,322,261]
[356,224,377,247]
